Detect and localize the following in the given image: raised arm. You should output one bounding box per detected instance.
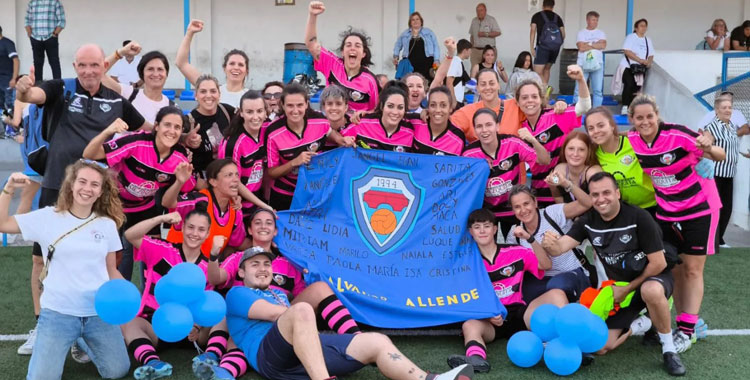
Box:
[161,162,193,209]
[567,65,591,115]
[430,37,456,89]
[176,20,205,86]
[207,236,229,286]
[305,1,325,61]
[125,212,181,250]
[518,128,551,165]
[82,118,129,160]
[512,227,552,269]
[102,41,142,94]
[0,173,31,234]
[14,66,46,104]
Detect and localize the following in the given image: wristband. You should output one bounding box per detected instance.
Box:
[2,188,13,196]
[209,254,219,262]
[526,235,536,244]
[114,50,122,60]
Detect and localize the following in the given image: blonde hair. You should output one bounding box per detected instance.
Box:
[627,94,659,118]
[56,160,125,228]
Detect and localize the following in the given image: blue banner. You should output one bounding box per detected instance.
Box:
[276,148,505,328]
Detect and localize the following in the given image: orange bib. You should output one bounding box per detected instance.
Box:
[166,189,237,257]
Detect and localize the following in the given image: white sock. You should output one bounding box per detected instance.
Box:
[659,331,676,354]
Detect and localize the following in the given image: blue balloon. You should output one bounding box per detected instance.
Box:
[544,338,582,376]
[94,279,141,325]
[578,313,609,353]
[152,302,194,342]
[507,331,544,368]
[530,304,560,342]
[189,290,227,327]
[166,263,206,305]
[554,303,592,344]
[154,274,176,305]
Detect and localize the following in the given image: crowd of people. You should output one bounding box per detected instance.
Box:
[0,0,747,379]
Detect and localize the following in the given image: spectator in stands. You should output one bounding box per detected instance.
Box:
[469,3,502,66]
[447,39,472,108]
[306,1,380,113]
[469,45,508,84]
[504,51,541,98]
[619,18,654,114]
[529,0,565,90]
[730,20,750,51]
[0,26,19,117]
[704,95,749,249]
[0,162,130,380]
[177,20,249,108]
[262,81,283,120]
[698,91,749,132]
[25,0,65,81]
[392,11,440,80]
[109,40,141,87]
[575,11,607,107]
[700,19,730,51]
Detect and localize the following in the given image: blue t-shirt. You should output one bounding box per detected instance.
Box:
[226,286,290,370]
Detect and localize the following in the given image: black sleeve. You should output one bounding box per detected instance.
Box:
[557,13,565,27]
[121,97,146,131]
[635,208,664,254]
[38,79,64,107]
[730,27,740,42]
[565,211,589,243]
[530,13,541,27]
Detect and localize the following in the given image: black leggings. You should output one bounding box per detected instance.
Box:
[715,176,733,246]
[621,68,641,108]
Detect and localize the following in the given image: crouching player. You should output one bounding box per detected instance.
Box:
[447,208,551,373]
[226,247,475,380]
[541,172,686,376]
[123,208,249,380]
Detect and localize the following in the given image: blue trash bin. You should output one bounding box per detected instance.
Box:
[283,43,317,84]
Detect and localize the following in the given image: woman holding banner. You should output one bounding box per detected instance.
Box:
[462,108,550,238]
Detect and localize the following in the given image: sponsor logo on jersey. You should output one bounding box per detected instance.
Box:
[494,283,514,299]
[592,236,603,246]
[485,177,513,197]
[649,169,680,187]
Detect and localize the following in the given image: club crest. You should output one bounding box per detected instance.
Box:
[660,153,674,165]
[351,167,424,256]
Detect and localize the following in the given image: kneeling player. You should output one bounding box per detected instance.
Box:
[226,247,475,380]
[123,209,249,380]
[447,208,551,373]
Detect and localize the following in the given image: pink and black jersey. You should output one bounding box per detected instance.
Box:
[266,111,331,197]
[484,244,544,306]
[135,237,211,317]
[343,116,415,153]
[220,249,307,298]
[628,123,720,221]
[323,115,354,152]
[462,134,538,217]
[104,131,195,214]
[411,117,466,156]
[521,107,580,203]
[170,190,246,248]
[314,47,379,113]
[218,125,268,208]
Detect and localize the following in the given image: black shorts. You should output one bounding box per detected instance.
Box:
[256,322,364,380]
[493,304,528,340]
[606,272,674,330]
[659,213,717,255]
[32,188,60,257]
[534,46,560,65]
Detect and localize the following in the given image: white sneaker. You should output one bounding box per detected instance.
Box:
[672,330,693,353]
[630,315,652,336]
[720,243,731,249]
[71,341,91,364]
[17,329,37,355]
[432,363,474,379]
[621,105,628,115]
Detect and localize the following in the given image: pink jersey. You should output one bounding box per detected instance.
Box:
[411,117,466,156]
[484,244,544,306]
[104,132,195,213]
[171,190,246,248]
[314,47,379,113]
[521,107,580,202]
[218,125,268,208]
[220,251,307,298]
[266,111,331,197]
[462,134,538,217]
[628,123,721,221]
[343,116,415,153]
[135,237,211,317]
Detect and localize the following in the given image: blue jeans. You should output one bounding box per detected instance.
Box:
[27,308,130,380]
[574,67,603,107]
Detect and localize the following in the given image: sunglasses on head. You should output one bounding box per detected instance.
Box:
[263,92,282,100]
[79,158,109,169]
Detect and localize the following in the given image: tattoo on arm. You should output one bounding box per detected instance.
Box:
[388,352,402,361]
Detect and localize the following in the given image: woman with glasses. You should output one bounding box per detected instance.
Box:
[83,106,196,281]
[262,81,284,120]
[0,160,129,380]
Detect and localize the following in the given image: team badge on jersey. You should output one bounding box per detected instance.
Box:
[537,132,550,144]
[619,234,632,244]
[273,274,286,286]
[308,142,320,152]
[499,159,512,170]
[351,167,423,255]
[107,140,118,149]
[620,155,634,165]
[660,153,675,165]
[99,103,112,113]
[156,173,169,183]
[501,265,515,277]
[350,91,363,102]
[394,146,405,153]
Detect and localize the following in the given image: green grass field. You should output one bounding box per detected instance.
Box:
[1,246,748,379]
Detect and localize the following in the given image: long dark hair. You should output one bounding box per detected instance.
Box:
[225,90,265,140]
[155,106,189,133]
[513,51,533,69]
[376,81,408,113]
[338,27,374,68]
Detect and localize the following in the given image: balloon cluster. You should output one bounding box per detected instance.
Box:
[506,303,608,376]
[95,263,227,343]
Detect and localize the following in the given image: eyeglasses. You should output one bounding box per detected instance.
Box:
[263,92,282,100]
[79,158,109,169]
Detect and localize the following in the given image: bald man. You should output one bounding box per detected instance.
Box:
[15,43,148,358]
